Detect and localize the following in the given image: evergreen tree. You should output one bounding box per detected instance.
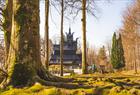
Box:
[111,32,125,69]
[98,46,107,73]
[118,34,125,68]
[98,46,107,64]
[111,32,118,69]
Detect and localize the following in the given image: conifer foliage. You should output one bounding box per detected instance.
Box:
[111,33,125,69]
[118,34,125,68]
[98,46,107,65]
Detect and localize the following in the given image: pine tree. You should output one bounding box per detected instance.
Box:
[111,32,125,70]
[111,32,118,69]
[98,46,107,73]
[118,34,125,68]
[98,46,107,62]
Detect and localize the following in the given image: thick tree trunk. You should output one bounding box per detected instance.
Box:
[82,0,87,74]
[45,0,49,70]
[1,0,45,87]
[60,0,64,76]
[0,0,68,89]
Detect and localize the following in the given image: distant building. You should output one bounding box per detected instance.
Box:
[50,28,82,69]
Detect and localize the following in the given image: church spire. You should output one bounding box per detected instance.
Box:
[69,27,71,34]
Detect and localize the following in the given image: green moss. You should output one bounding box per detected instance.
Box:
[10,63,35,87]
[109,90,132,95]
[7,57,18,84]
[0,88,29,95]
[109,86,123,93]
[1,73,140,95]
[15,1,37,27]
[15,7,29,26]
[42,88,61,95]
[0,84,59,95]
[129,88,140,95]
[27,83,44,93]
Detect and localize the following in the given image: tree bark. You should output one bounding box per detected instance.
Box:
[0,0,68,89]
[82,0,87,74]
[1,0,45,87]
[60,0,64,76]
[133,46,137,74]
[3,0,13,62]
[45,0,49,70]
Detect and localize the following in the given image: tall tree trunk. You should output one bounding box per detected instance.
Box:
[82,0,87,74]
[134,46,137,73]
[45,0,49,70]
[0,0,13,87]
[0,0,65,89]
[1,0,45,87]
[3,0,13,63]
[60,0,64,76]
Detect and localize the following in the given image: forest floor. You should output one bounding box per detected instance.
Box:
[0,71,140,95]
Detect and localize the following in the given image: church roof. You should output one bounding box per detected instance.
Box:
[49,28,81,65]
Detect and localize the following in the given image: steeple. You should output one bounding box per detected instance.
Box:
[69,27,71,34]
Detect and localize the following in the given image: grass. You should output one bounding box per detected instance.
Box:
[0,84,60,95]
[0,73,140,95]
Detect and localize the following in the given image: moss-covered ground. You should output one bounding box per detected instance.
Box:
[0,72,140,95]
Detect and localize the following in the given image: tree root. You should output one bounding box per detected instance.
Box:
[0,74,90,89]
[37,67,72,83]
[0,77,8,89]
[33,76,79,89]
[0,68,73,89]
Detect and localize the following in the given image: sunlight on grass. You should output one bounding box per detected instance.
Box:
[0,73,140,95]
[0,83,59,95]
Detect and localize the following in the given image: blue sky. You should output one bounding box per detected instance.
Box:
[40,0,134,48]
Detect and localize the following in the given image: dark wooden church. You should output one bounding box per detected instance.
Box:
[50,28,82,68]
